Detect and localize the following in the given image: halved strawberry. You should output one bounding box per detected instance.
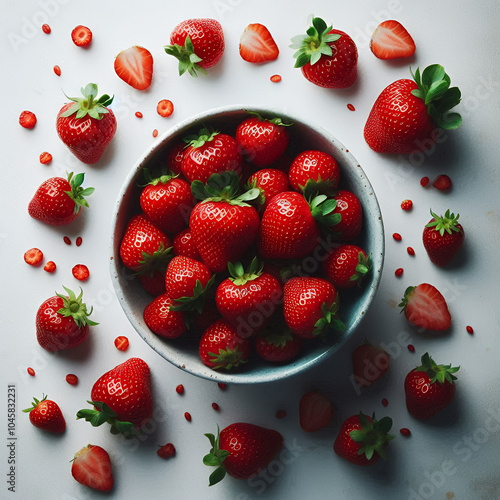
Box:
[114,46,154,90]
[239,23,279,63]
[71,444,113,492]
[399,283,451,331]
[370,20,415,60]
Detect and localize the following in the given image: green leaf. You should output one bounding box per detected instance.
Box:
[294,51,311,68]
[422,64,445,88]
[208,466,226,486]
[349,430,365,442]
[310,50,322,65]
[312,17,327,35]
[439,112,462,130]
[425,80,450,105]
[323,34,340,43]
[434,87,462,113]
[203,453,220,466]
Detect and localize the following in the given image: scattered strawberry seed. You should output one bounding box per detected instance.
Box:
[44,261,56,273]
[135,111,143,118]
[392,233,402,241]
[211,402,220,411]
[395,267,404,277]
[53,65,61,76]
[184,412,192,422]
[270,74,282,83]
[400,427,411,436]
[217,382,227,390]
[39,152,53,164]
[157,99,174,118]
[19,110,37,129]
[401,199,413,211]
[72,264,90,281]
[407,344,415,353]
[275,409,287,419]
[466,325,474,335]
[152,129,158,138]
[432,174,452,191]
[407,247,415,256]
[157,443,175,459]
[382,398,389,407]
[24,248,43,266]
[176,384,184,395]
[66,373,79,385]
[42,24,51,34]
[347,103,355,111]
[76,236,82,247]
[63,236,71,245]
[114,336,129,351]
[420,176,430,187]
[27,367,35,376]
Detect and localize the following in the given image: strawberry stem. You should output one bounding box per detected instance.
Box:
[60,83,113,120]
[64,171,95,213]
[164,35,207,78]
[349,412,395,461]
[425,209,461,236]
[415,352,460,384]
[55,286,98,328]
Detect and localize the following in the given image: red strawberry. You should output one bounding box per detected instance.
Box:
[23,395,66,433]
[172,228,201,260]
[370,20,416,60]
[351,340,390,388]
[165,18,224,77]
[432,174,452,191]
[114,46,154,90]
[291,17,357,89]
[215,258,282,338]
[56,83,117,164]
[236,113,290,167]
[77,358,153,435]
[399,283,451,331]
[404,352,459,420]
[239,23,279,63]
[299,390,334,432]
[283,277,344,339]
[157,443,176,459]
[143,293,186,338]
[71,445,113,492]
[247,168,289,210]
[119,214,172,272]
[167,143,186,176]
[140,169,194,234]
[324,244,371,288]
[334,413,394,466]
[255,329,302,363]
[190,172,260,272]
[422,209,464,266]
[28,172,94,226]
[19,110,37,128]
[71,25,92,47]
[36,286,97,352]
[329,190,363,242]
[364,64,462,154]
[289,150,341,195]
[199,319,251,370]
[204,423,283,484]
[182,129,242,183]
[138,268,167,296]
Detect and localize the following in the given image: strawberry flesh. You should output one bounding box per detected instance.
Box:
[239,23,279,63]
[370,20,416,60]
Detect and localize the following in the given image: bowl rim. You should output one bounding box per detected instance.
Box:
[109,104,385,384]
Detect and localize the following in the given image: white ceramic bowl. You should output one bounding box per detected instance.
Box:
[110,105,384,384]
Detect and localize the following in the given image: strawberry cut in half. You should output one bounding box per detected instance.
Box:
[370,20,416,60]
[239,23,279,63]
[114,46,154,90]
[399,283,451,331]
[71,444,113,492]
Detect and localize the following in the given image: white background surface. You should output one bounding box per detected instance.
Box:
[1,0,500,499]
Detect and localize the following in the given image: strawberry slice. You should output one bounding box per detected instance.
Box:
[71,25,92,47]
[239,23,279,63]
[399,283,451,331]
[114,46,154,90]
[299,390,334,432]
[71,444,113,492]
[370,20,415,60]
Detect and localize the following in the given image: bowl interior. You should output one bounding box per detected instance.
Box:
[110,105,384,384]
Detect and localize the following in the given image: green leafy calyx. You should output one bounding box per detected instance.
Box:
[313,297,345,336]
[415,352,460,384]
[203,425,230,486]
[426,209,461,236]
[60,83,113,120]
[170,275,215,314]
[184,127,220,149]
[56,286,98,328]
[164,36,206,78]
[227,257,263,285]
[208,346,247,370]
[136,243,173,274]
[350,252,372,286]
[76,400,139,436]
[245,110,293,127]
[64,171,95,214]
[308,194,341,229]
[23,394,48,413]
[349,412,395,461]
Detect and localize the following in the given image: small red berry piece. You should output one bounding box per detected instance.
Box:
[157,443,176,459]
[176,384,184,395]
[39,152,53,164]
[270,74,282,83]
[19,110,37,129]
[400,427,411,436]
[152,129,158,138]
[63,236,71,245]
[66,373,79,385]
[420,176,430,187]
[395,267,404,277]
[44,261,57,273]
[76,236,83,247]
[407,344,416,353]
[114,336,129,351]
[71,25,92,47]
[466,325,474,335]
[432,174,452,191]
[24,248,43,266]
[27,367,35,376]
[135,111,143,118]
[401,199,413,211]
[72,264,90,281]
[211,402,220,411]
[53,65,61,76]
[407,246,415,256]
[217,382,227,391]
[392,233,402,241]
[382,398,389,407]
[275,409,287,419]
[184,412,192,422]
[347,103,355,111]
[42,24,51,34]
[157,100,174,117]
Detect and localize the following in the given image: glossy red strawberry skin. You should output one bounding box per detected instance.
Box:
[119,215,171,272]
[172,228,201,260]
[288,150,340,192]
[56,102,117,164]
[405,369,456,419]
[28,177,79,225]
[236,117,289,167]
[71,445,113,492]
[138,268,167,296]
[324,244,368,288]
[364,79,435,154]
[170,18,224,69]
[299,391,334,432]
[255,332,302,362]
[219,423,283,479]
[143,293,186,338]
[423,219,464,267]
[302,29,358,88]
[352,344,390,387]
[90,358,153,429]
[190,201,260,273]
[165,255,212,300]
[247,168,290,210]
[26,397,66,433]
[330,190,363,241]
[36,295,88,351]
[258,191,320,259]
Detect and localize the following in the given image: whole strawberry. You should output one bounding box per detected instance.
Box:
[23,395,66,433]
[405,353,459,420]
[28,172,94,225]
[77,358,153,435]
[56,83,117,164]
[36,286,97,352]
[334,412,394,466]
[291,17,357,88]
[423,209,464,266]
[204,423,283,484]
[329,190,363,242]
[235,112,290,167]
[71,444,113,492]
[364,64,462,154]
[255,329,302,363]
[351,341,390,388]
[143,293,187,339]
[299,390,334,432]
[165,18,224,77]
[247,168,290,210]
[324,244,371,288]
